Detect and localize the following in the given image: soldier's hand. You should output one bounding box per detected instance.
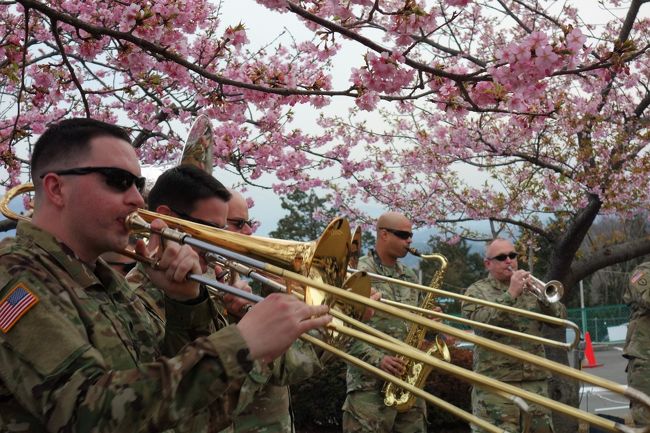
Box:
[508,270,529,298]
[237,293,331,362]
[136,219,202,302]
[224,279,254,318]
[380,355,407,376]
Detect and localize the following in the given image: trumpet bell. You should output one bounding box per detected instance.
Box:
[544,280,564,304]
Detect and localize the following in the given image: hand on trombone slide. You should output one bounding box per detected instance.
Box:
[213,263,255,318]
[135,219,203,302]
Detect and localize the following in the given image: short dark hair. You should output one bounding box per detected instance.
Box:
[148,165,231,213]
[31,118,131,183]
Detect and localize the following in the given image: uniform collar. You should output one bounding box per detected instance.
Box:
[369,248,407,277]
[16,220,106,290]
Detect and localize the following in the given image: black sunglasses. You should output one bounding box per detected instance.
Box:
[487,252,518,261]
[169,207,226,230]
[227,218,255,230]
[41,167,146,194]
[379,227,413,240]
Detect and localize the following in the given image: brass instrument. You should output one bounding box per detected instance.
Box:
[351,262,581,351]
[528,276,564,304]
[383,249,450,412]
[507,265,564,304]
[3,185,650,433]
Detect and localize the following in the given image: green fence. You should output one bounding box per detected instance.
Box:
[568,304,630,343]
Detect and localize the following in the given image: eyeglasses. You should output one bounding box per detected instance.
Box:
[41,167,146,194]
[487,252,518,261]
[379,227,413,240]
[169,207,226,230]
[227,218,255,230]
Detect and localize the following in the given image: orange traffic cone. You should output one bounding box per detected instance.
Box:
[582,331,602,368]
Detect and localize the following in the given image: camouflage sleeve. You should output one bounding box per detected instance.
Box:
[346,330,387,368]
[626,264,650,309]
[462,282,518,328]
[265,338,324,386]
[160,287,219,356]
[538,297,568,320]
[129,266,218,357]
[0,273,252,433]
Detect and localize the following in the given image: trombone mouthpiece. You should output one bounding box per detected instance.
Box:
[125,212,150,235]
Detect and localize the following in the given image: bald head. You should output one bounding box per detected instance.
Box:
[226,190,253,235]
[484,238,518,282]
[376,211,411,231]
[375,211,413,265]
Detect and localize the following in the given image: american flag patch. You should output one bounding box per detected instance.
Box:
[0,284,39,333]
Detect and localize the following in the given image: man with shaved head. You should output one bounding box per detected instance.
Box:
[219,190,327,433]
[462,238,566,433]
[343,211,426,433]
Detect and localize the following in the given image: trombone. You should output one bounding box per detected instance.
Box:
[2,184,648,433]
[349,248,581,351]
[128,209,648,433]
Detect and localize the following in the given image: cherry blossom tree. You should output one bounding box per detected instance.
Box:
[1,0,648,293]
[2,0,649,429]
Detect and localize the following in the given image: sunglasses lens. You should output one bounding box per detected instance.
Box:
[102,169,145,193]
[104,170,133,192]
[396,231,412,240]
[494,252,518,261]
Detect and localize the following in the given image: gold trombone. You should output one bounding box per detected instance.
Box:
[349,248,581,351]
[2,184,648,433]
[128,208,649,433]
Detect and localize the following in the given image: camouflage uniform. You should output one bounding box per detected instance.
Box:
[130,267,325,433]
[0,221,253,433]
[623,262,650,427]
[343,250,426,433]
[222,338,325,433]
[462,274,567,433]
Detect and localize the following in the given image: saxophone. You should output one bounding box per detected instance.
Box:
[383,248,451,412]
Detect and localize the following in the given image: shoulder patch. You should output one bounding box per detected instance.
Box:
[631,270,647,285]
[0,282,39,333]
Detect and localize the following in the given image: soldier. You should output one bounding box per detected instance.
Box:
[0,118,331,433]
[623,262,650,427]
[342,211,427,433]
[221,190,326,433]
[462,238,566,433]
[128,165,251,321]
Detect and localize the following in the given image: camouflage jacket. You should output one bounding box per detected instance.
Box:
[346,249,421,392]
[129,265,324,433]
[0,221,253,433]
[226,338,325,433]
[623,262,650,360]
[462,274,566,382]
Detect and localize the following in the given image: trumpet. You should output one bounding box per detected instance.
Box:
[3,184,649,433]
[508,266,564,304]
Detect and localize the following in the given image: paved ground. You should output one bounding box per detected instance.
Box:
[576,344,631,422]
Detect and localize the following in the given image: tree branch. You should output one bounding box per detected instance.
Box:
[50,17,90,117]
[570,236,650,284]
